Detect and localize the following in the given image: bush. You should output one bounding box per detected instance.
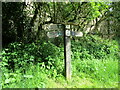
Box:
[71,35,118,82]
[2,41,64,74]
[1,35,119,87]
[71,35,119,60]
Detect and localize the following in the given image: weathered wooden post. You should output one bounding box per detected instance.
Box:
[63,24,71,80]
[47,24,83,80]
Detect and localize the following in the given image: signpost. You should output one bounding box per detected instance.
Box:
[47,24,83,80]
[63,25,71,80]
[47,31,63,38]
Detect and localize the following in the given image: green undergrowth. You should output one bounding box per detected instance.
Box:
[1,35,119,88]
[1,61,118,88]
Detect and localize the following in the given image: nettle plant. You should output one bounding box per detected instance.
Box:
[2,41,64,73]
[71,35,119,60]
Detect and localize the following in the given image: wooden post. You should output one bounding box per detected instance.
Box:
[63,25,71,80]
[47,24,83,80]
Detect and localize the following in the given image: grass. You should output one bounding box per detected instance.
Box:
[1,36,119,88]
[2,58,118,88]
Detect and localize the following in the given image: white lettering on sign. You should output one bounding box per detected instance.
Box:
[66,30,71,36]
[66,25,70,29]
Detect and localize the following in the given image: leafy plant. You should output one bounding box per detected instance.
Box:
[2,35,119,88]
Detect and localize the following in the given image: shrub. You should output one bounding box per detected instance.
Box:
[71,35,119,60]
[2,41,64,74]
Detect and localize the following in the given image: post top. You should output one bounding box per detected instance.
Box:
[66,25,70,29]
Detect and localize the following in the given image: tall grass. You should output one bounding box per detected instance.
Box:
[2,59,118,88]
[1,35,119,88]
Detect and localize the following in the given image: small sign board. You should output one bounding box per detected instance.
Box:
[48,24,63,30]
[71,31,83,37]
[66,30,71,36]
[47,31,63,38]
[42,24,63,31]
[66,25,70,29]
[47,30,83,38]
